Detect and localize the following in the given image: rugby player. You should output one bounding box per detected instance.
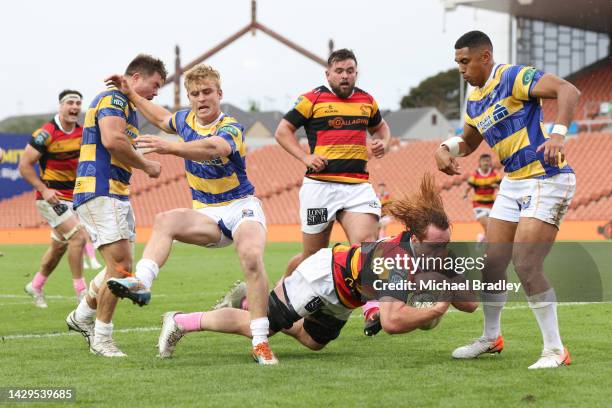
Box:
[19,90,90,308]
[274,49,391,336]
[155,174,477,359]
[65,55,166,357]
[103,64,277,365]
[463,153,501,242]
[435,31,579,369]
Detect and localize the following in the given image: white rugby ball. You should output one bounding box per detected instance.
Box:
[409,292,441,330]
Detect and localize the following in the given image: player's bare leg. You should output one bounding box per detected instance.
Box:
[453,218,515,359]
[54,218,89,301]
[337,211,381,335]
[25,214,88,306]
[90,239,133,357]
[25,238,66,308]
[513,217,570,369]
[233,220,278,364]
[477,214,489,242]
[108,209,221,305]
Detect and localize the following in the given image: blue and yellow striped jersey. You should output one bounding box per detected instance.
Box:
[73,88,139,208]
[168,110,254,208]
[464,64,573,180]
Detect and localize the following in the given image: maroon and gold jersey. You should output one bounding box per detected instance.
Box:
[284,86,382,184]
[467,169,501,208]
[29,117,82,201]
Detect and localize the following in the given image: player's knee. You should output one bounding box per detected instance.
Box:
[153,210,183,234]
[303,339,326,351]
[239,247,264,274]
[67,227,87,247]
[512,256,541,276]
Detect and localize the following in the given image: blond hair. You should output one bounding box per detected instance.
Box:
[184,64,221,91]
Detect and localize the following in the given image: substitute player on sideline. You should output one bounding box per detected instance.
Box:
[19,90,89,308]
[274,49,391,336]
[435,31,579,369]
[463,153,501,242]
[104,64,277,365]
[65,55,165,357]
[155,174,477,359]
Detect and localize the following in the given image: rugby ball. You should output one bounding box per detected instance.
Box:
[409,292,441,330]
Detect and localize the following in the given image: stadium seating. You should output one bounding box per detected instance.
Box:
[1,131,610,228]
[542,60,612,122]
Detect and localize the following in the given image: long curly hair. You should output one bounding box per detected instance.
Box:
[384,173,450,240]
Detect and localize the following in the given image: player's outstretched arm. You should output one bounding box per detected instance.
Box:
[378,299,449,334]
[275,119,327,172]
[368,119,391,159]
[105,74,175,135]
[99,116,161,179]
[135,134,231,162]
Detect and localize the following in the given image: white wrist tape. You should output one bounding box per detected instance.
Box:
[440,136,464,157]
[551,124,568,136]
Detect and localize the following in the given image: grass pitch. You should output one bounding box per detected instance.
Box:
[1,242,611,407]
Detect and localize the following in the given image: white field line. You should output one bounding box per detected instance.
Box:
[1,302,604,342]
[0,294,169,299]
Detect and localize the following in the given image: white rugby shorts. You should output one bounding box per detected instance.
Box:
[299,178,381,234]
[490,173,575,228]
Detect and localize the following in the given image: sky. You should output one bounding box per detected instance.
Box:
[0,0,511,120]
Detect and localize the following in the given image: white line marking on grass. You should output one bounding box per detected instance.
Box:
[0,294,170,299]
[2,302,605,342]
[2,326,160,341]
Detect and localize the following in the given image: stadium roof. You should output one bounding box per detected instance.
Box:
[443,0,611,34]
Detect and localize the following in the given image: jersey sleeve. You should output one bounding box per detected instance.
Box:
[215,124,242,154]
[368,97,383,128]
[511,65,545,101]
[283,93,314,129]
[168,112,179,135]
[97,92,128,121]
[467,174,477,187]
[29,127,52,154]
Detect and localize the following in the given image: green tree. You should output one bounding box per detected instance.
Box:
[400,68,463,119]
[247,99,261,113]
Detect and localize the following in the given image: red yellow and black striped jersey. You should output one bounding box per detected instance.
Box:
[464,64,574,180]
[29,116,82,201]
[168,111,254,208]
[331,232,413,308]
[284,86,382,184]
[467,169,501,207]
[73,88,139,208]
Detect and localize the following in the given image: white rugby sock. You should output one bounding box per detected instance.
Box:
[250,317,269,347]
[481,291,507,341]
[75,297,96,321]
[135,259,159,289]
[94,320,113,339]
[528,288,563,352]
